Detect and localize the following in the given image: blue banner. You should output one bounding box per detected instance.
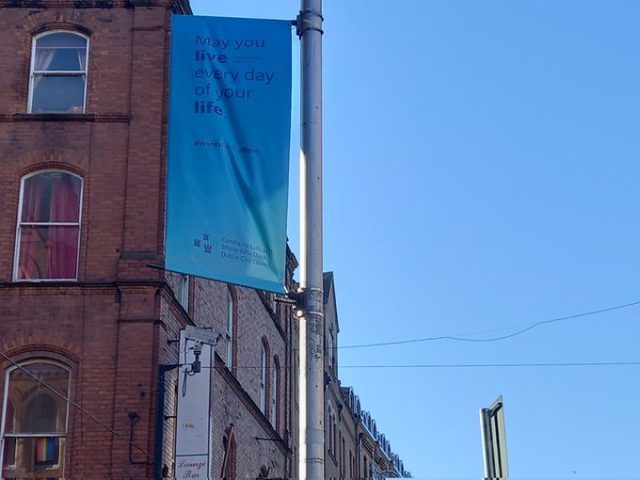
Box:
[166,15,292,293]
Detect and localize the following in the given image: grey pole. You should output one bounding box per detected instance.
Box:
[480,408,496,479]
[297,1,324,480]
[480,396,509,479]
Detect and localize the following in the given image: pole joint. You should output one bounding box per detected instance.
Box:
[302,287,323,317]
[296,10,324,37]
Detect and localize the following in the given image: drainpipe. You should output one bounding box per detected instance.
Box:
[154,363,179,479]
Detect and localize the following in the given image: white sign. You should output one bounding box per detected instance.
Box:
[175,327,216,479]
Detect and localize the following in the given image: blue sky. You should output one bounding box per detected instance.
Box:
[190,1,640,478]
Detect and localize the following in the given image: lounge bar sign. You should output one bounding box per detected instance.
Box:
[174,327,216,480]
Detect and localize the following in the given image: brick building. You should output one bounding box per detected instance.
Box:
[323,273,410,480]
[0,0,300,478]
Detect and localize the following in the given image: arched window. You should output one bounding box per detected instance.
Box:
[1,361,70,479]
[341,434,346,477]
[29,31,89,113]
[14,170,83,281]
[338,430,342,473]
[333,416,337,459]
[353,452,357,480]
[177,274,189,310]
[327,405,333,453]
[225,287,236,371]
[270,356,279,430]
[326,328,334,371]
[259,340,268,414]
[221,425,236,480]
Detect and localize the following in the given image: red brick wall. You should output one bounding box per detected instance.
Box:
[0,3,171,478]
[0,3,298,479]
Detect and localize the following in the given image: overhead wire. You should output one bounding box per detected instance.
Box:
[201,361,640,370]
[337,299,640,350]
[338,361,640,369]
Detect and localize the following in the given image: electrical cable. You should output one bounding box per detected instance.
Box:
[202,361,640,370]
[337,299,640,350]
[339,361,640,369]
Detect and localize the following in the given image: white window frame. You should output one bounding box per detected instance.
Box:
[28,30,89,114]
[29,30,89,113]
[0,360,71,479]
[13,170,84,282]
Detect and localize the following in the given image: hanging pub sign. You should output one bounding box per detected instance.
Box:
[174,327,216,480]
[166,15,292,293]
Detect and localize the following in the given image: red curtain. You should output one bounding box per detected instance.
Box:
[18,175,45,279]
[48,174,80,278]
[18,173,80,279]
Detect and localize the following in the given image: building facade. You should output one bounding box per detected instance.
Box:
[0,1,301,479]
[0,1,408,479]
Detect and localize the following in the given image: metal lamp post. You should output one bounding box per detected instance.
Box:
[297,1,324,480]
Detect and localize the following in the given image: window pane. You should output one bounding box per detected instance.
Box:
[18,226,79,280]
[260,347,266,412]
[270,366,277,425]
[31,75,85,113]
[1,437,65,478]
[4,401,14,433]
[22,172,82,223]
[37,32,86,49]
[5,363,69,434]
[24,395,58,433]
[2,364,68,479]
[226,290,234,368]
[6,365,69,435]
[31,33,87,114]
[5,364,69,435]
[35,47,86,71]
[2,437,16,468]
